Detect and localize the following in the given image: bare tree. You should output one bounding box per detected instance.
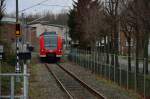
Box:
[120,14,134,71]
[0,0,5,43]
[120,0,150,74]
[120,0,135,71]
[0,0,5,23]
[104,0,121,68]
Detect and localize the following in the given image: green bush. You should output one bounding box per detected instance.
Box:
[5,53,16,66]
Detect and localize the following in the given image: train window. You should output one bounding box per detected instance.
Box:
[43,32,56,35]
[44,35,58,50]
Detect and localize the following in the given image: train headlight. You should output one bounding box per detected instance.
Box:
[41,49,45,52]
[59,49,62,52]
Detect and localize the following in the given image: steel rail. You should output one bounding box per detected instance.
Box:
[45,64,73,99]
[56,63,107,99]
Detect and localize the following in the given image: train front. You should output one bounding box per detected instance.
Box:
[39,32,63,62]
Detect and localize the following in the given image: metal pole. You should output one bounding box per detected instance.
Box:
[109,54,111,81]
[76,49,77,63]
[83,50,85,67]
[85,49,87,69]
[0,61,1,99]
[89,50,90,70]
[127,56,129,89]
[74,49,76,63]
[134,56,137,92]
[23,63,28,99]
[94,49,95,73]
[81,49,82,66]
[88,50,89,69]
[16,0,18,23]
[77,48,79,64]
[114,54,116,82]
[101,52,103,75]
[120,56,122,86]
[29,27,31,45]
[75,49,76,62]
[81,50,84,67]
[22,13,26,44]
[144,58,146,99]
[91,49,92,71]
[97,51,99,74]
[84,49,86,68]
[79,49,80,65]
[81,50,82,66]
[96,50,98,73]
[10,76,15,99]
[105,53,107,77]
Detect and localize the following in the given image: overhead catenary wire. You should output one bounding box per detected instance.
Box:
[19,0,49,12]
[40,4,71,8]
[19,0,74,13]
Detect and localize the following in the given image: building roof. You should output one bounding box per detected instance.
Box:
[47,24,66,28]
[1,17,20,24]
[1,17,18,24]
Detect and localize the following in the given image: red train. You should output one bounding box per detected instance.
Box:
[39,32,63,62]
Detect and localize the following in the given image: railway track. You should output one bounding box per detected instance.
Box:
[45,63,106,99]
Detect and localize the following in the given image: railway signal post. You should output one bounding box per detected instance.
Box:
[16,23,21,75]
[15,0,21,82]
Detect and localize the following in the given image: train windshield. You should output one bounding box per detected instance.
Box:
[44,35,58,50]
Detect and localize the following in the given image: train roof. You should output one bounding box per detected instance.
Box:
[40,32,57,36]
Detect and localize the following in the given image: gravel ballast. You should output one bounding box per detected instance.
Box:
[29,63,68,99]
[60,62,141,99]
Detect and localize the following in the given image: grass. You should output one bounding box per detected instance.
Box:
[29,63,39,99]
[95,75,141,99]
[1,62,23,95]
[69,53,150,98]
[0,52,38,96]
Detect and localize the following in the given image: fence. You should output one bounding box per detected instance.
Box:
[68,48,150,99]
[0,73,29,99]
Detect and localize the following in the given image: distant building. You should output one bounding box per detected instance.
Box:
[0,17,38,51]
[119,31,150,56]
[30,23,71,49]
[22,25,38,47]
[30,23,66,37]
[0,17,16,44]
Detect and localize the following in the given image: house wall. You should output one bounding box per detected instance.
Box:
[0,23,16,44]
[119,32,135,55]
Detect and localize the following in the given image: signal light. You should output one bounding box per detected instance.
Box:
[16,23,21,36]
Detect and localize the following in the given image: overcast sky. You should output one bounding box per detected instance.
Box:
[6,0,75,15]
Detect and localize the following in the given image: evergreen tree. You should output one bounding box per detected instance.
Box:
[67,9,78,42]
[68,0,102,48]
